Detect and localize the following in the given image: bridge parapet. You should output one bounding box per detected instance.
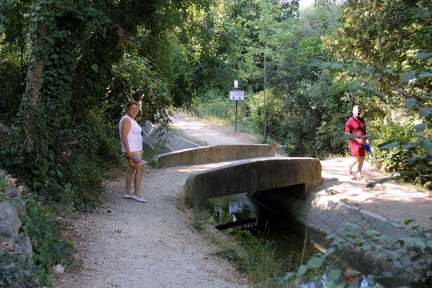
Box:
[184,157,322,210]
[156,144,275,168]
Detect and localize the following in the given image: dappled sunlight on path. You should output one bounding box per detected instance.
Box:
[318,158,431,230]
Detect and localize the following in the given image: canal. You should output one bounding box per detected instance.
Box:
[206,193,377,287]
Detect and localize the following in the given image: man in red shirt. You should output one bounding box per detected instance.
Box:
[345,105,369,180]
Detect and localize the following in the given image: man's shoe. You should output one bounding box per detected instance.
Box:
[124,194,133,199]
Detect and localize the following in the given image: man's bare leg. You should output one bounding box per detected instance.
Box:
[356,156,365,179]
[348,156,360,176]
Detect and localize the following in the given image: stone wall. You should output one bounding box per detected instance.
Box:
[0,171,35,287]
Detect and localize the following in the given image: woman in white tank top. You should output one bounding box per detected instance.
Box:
[119,101,147,203]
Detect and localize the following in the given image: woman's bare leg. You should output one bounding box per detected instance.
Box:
[125,165,135,195]
[134,165,144,197]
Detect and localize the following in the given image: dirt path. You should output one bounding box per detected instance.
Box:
[55,112,431,288]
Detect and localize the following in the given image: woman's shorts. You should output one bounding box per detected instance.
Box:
[350,146,365,157]
[125,151,144,166]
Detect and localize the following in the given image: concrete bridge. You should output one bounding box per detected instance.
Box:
[156,144,275,168]
[155,145,322,210]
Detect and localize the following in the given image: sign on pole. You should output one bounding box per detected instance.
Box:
[230,90,245,100]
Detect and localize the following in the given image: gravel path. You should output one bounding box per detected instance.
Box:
[54,111,431,288]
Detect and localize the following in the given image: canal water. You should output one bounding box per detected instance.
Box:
[206,193,376,287]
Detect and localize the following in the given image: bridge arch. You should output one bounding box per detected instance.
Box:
[184,157,322,210]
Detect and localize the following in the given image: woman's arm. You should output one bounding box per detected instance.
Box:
[121,118,132,159]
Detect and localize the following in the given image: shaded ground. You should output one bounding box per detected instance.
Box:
[54,111,431,287]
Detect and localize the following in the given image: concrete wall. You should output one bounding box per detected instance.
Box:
[184,157,322,210]
[156,144,275,168]
[142,121,200,152]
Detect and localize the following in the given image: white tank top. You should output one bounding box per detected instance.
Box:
[119,115,143,152]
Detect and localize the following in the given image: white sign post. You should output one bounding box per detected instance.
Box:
[229,90,245,100]
[230,80,244,133]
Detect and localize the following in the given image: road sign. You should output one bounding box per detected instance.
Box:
[230,90,244,100]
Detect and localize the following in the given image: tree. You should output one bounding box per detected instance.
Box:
[321,0,432,188]
[0,0,214,206]
[328,0,432,107]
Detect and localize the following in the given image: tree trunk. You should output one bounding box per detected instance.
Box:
[21,1,47,134]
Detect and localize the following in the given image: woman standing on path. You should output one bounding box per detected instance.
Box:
[119,101,147,203]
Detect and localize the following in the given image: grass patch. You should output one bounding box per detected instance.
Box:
[0,179,11,192]
[190,210,286,287]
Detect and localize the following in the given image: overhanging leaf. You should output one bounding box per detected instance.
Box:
[326,269,341,282]
[318,62,332,69]
[324,247,336,257]
[419,139,432,152]
[91,64,98,72]
[279,272,295,283]
[360,66,374,74]
[405,155,428,163]
[419,107,432,118]
[348,66,358,73]
[348,85,359,92]
[398,237,427,249]
[380,142,400,149]
[306,257,324,269]
[418,72,432,80]
[309,59,322,67]
[404,98,417,108]
[416,52,432,59]
[400,72,416,82]
[374,90,383,97]
[403,142,419,149]
[297,265,307,276]
[329,63,344,71]
[414,123,426,132]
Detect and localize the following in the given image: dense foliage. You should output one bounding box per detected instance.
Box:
[0,0,213,207]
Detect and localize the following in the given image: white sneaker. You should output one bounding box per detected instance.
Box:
[133,195,147,203]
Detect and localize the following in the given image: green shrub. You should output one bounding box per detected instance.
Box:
[373,123,431,189]
[199,89,234,121]
[20,195,75,287]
